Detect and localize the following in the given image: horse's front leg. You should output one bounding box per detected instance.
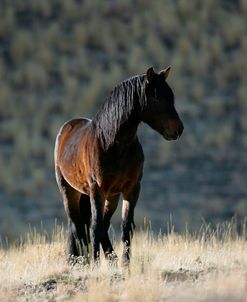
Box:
[89,180,105,261]
[101,194,120,261]
[121,182,140,265]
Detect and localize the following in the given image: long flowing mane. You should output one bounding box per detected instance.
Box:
[93,74,147,150]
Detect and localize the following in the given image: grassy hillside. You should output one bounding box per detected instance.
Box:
[1,223,247,301]
[0,0,247,240]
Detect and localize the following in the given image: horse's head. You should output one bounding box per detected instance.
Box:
[141,67,184,140]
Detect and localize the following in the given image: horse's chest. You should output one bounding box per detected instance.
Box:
[100,147,144,194]
[102,169,141,195]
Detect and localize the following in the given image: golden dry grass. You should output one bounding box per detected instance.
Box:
[1,223,247,301]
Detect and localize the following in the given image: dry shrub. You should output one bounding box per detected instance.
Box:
[30,0,51,17]
[172,76,186,97]
[36,46,54,69]
[177,0,195,18]
[178,36,193,57]
[190,83,204,102]
[13,61,49,90]
[0,6,15,38]
[127,46,148,74]
[158,139,174,165]
[210,36,223,63]
[61,0,80,22]
[80,75,104,113]
[220,16,245,49]
[0,85,13,117]
[64,76,79,98]
[73,22,87,47]
[238,85,247,111]
[204,96,225,115]
[187,20,199,41]
[10,31,34,64]
[204,124,233,148]
[45,23,61,46]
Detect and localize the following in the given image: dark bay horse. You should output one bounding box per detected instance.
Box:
[54,67,184,264]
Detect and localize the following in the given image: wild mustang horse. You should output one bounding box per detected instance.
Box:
[54,67,184,265]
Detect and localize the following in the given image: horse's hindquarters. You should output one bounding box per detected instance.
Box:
[54,118,92,194]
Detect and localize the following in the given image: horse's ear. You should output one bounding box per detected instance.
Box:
[146,67,155,83]
[159,66,171,80]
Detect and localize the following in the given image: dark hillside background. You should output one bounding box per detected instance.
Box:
[0,0,247,241]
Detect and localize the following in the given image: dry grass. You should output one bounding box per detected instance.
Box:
[1,223,247,301]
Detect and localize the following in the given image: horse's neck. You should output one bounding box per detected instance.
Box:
[114,117,139,146]
[95,78,145,150]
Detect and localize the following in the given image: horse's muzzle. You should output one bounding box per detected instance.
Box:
[163,120,184,140]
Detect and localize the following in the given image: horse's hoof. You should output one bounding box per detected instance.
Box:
[106,252,118,267]
[121,255,130,267]
[68,255,89,267]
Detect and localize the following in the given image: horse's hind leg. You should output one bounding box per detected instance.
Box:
[67,218,80,257]
[79,194,91,256]
[56,168,86,261]
[62,185,84,260]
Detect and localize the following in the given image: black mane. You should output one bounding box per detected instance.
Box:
[93,74,147,150]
